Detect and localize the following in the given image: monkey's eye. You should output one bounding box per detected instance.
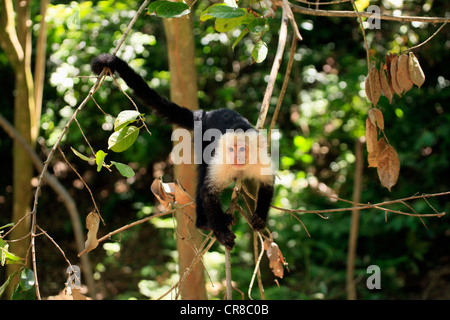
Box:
[238,147,246,152]
[228,147,234,152]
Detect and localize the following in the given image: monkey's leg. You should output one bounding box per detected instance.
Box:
[250,183,274,231]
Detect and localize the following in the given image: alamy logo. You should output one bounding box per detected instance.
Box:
[66,5,81,30]
[367,5,381,30]
[366,265,381,290]
[66,265,81,289]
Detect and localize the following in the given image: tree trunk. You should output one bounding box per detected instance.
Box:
[163,7,206,300]
[0,0,37,298]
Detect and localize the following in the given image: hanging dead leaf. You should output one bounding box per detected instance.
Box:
[365,118,378,153]
[84,211,100,254]
[365,66,381,107]
[397,53,414,93]
[388,54,403,96]
[173,183,195,206]
[379,63,393,103]
[71,288,87,300]
[368,151,378,167]
[408,52,425,88]
[377,144,400,191]
[151,178,175,209]
[376,138,388,154]
[385,55,395,95]
[368,108,384,130]
[266,242,284,278]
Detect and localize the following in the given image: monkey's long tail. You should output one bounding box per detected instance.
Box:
[91,54,195,129]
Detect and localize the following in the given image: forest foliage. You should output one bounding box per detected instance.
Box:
[0,0,449,300]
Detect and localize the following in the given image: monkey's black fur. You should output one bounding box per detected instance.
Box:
[92,54,273,249]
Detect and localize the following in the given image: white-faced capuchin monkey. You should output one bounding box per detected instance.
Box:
[92,54,274,250]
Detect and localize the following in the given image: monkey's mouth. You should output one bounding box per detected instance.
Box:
[232,163,246,169]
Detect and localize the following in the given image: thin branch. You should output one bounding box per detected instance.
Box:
[268,35,297,146]
[283,1,450,23]
[272,190,449,218]
[256,7,289,130]
[281,0,303,41]
[58,146,104,224]
[253,233,265,299]
[350,0,370,70]
[403,18,449,54]
[289,212,311,237]
[225,247,233,300]
[293,0,351,5]
[174,233,216,300]
[248,232,265,300]
[78,209,175,257]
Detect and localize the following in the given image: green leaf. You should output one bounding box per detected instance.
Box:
[232,28,249,50]
[12,268,36,300]
[208,5,246,19]
[148,0,166,13]
[248,18,268,33]
[215,16,245,32]
[148,1,190,18]
[71,147,93,162]
[95,150,108,172]
[200,3,225,22]
[252,40,268,63]
[1,239,24,266]
[111,161,135,178]
[200,9,214,22]
[108,126,140,153]
[0,271,18,298]
[18,268,35,291]
[114,110,141,132]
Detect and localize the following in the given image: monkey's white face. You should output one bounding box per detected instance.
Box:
[226,144,249,169]
[206,130,274,190]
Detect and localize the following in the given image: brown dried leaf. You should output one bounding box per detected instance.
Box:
[408,52,425,88]
[379,63,393,103]
[151,178,175,209]
[368,108,384,130]
[369,139,388,169]
[266,242,279,262]
[84,211,100,254]
[397,53,414,93]
[389,54,403,96]
[377,144,400,191]
[365,66,381,107]
[173,183,195,206]
[266,242,284,278]
[368,152,378,167]
[72,288,87,300]
[385,55,395,95]
[376,138,388,155]
[365,118,378,153]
